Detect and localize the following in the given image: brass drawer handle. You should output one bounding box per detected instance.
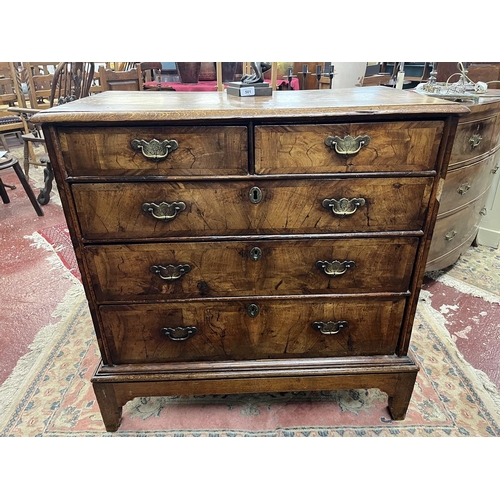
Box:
[445,230,457,241]
[150,264,191,281]
[457,183,471,195]
[316,260,355,276]
[142,201,186,221]
[324,134,370,156]
[131,138,179,160]
[161,326,197,341]
[312,320,349,335]
[322,197,365,217]
[469,134,482,149]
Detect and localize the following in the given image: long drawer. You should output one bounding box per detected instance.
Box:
[255,121,443,174]
[58,125,249,176]
[438,151,499,215]
[84,236,419,302]
[427,195,488,264]
[99,297,406,363]
[72,177,433,240]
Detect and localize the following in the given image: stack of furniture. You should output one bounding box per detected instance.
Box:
[34,87,466,432]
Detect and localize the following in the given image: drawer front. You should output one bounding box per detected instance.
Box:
[439,151,499,215]
[85,237,419,302]
[72,178,433,240]
[59,125,248,176]
[99,297,406,363]
[448,114,500,168]
[255,121,443,174]
[428,195,487,263]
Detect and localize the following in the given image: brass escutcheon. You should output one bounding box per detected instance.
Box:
[324,134,370,156]
[131,138,179,160]
[250,247,262,261]
[249,186,263,204]
[247,303,259,317]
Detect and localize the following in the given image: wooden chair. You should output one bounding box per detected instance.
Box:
[22,62,59,109]
[0,62,30,151]
[98,66,141,91]
[9,62,95,205]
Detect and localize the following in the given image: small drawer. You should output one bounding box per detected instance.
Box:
[72,177,433,240]
[58,125,248,176]
[254,121,443,174]
[99,297,406,363]
[448,113,500,168]
[439,151,499,215]
[84,236,419,302]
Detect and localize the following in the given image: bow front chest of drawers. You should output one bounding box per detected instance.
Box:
[34,87,467,431]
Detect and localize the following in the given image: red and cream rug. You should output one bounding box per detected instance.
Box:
[2,225,499,436]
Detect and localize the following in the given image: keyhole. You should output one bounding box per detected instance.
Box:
[247,303,259,317]
[250,247,262,261]
[249,186,262,204]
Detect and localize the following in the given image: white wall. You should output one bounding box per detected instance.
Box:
[330,62,367,89]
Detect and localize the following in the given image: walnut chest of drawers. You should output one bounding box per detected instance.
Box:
[426,91,500,271]
[35,87,467,431]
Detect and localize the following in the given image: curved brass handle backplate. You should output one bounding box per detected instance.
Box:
[324,134,370,156]
[457,183,471,195]
[322,197,366,217]
[150,264,191,281]
[316,260,355,276]
[131,138,179,160]
[469,134,482,149]
[161,326,197,341]
[312,320,349,335]
[142,201,186,221]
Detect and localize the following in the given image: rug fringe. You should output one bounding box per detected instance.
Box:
[24,231,80,284]
[435,274,500,305]
[0,283,85,426]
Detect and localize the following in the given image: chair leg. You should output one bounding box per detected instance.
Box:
[37,160,53,206]
[23,141,31,179]
[0,179,10,204]
[11,161,44,216]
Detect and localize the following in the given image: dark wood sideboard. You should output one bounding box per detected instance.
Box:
[33,87,467,431]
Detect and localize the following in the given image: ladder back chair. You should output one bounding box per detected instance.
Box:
[9,62,95,205]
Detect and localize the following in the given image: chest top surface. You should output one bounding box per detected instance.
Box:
[32,86,468,123]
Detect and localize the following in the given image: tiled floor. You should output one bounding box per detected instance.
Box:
[1,139,499,391]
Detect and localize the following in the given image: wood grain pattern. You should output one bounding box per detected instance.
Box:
[99,297,406,363]
[37,88,463,430]
[84,237,419,302]
[72,178,433,240]
[255,121,443,174]
[59,125,248,176]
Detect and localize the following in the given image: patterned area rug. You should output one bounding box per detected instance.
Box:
[1,284,500,436]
